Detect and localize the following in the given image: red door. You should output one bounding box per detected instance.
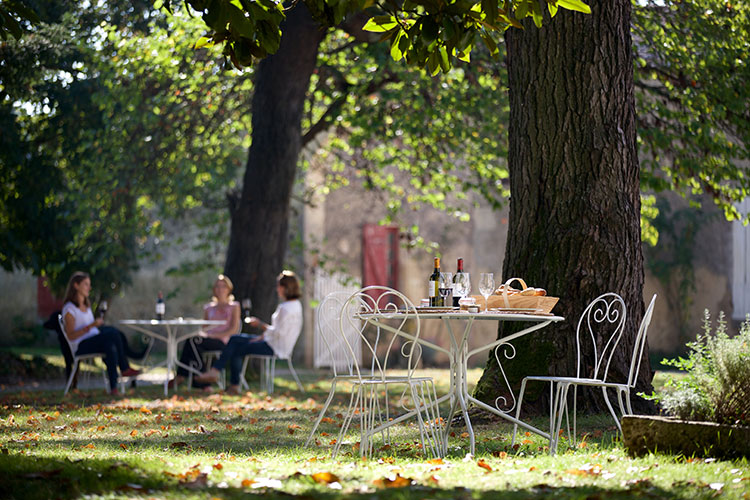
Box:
[362,224,399,302]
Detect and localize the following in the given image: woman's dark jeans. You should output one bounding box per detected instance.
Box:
[76,326,132,391]
[177,336,227,388]
[213,334,274,385]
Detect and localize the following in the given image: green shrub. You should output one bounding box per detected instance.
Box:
[651,311,750,426]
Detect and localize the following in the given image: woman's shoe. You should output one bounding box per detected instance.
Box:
[110,389,121,396]
[121,368,141,377]
[226,385,241,395]
[194,368,220,384]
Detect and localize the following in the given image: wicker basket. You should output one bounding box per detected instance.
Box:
[472,278,559,313]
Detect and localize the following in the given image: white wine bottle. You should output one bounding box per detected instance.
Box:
[429,257,442,307]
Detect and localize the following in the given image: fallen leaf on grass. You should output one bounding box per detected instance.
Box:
[139,406,152,415]
[241,479,256,487]
[373,474,413,488]
[426,458,444,465]
[119,443,128,450]
[264,425,273,432]
[492,451,508,459]
[311,472,340,484]
[181,472,208,489]
[213,463,223,470]
[288,424,302,434]
[130,430,138,437]
[170,442,190,449]
[477,459,492,472]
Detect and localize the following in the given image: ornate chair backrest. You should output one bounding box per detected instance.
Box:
[575,293,627,382]
[316,291,359,377]
[339,286,421,383]
[627,294,657,389]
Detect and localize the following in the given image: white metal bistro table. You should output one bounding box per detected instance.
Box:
[119,318,225,396]
[357,310,564,455]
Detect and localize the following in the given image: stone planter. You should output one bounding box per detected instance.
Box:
[622,415,750,459]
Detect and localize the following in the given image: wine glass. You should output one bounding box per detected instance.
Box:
[97,300,108,320]
[439,272,453,307]
[478,273,495,312]
[454,272,471,299]
[242,298,252,323]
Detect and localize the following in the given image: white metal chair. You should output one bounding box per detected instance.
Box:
[305,291,363,447]
[238,344,305,394]
[188,321,243,391]
[58,314,110,395]
[332,286,444,459]
[512,293,656,454]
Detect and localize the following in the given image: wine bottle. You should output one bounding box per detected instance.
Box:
[429,257,442,307]
[156,291,165,320]
[453,258,466,307]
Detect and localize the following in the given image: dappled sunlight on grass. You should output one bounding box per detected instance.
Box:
[0,369,748,499]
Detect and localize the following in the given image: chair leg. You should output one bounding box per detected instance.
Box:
[550,383,569,455]
[333,385,360,459]
[511,378,529,447]
[286,357,304,392]
[601,386,623,435]
[305,379,338,447]
[268,357,276,394]
[239,356,251,391]
[624,388,633,415]
[64,361,80,396]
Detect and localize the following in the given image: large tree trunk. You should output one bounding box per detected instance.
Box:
[474,0,655,415]
[224,4,325,321]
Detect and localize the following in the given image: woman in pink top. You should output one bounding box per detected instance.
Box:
[170,274,241,388]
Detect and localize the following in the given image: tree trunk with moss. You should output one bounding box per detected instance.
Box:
[473,0,654,415]
[224,4,324,322]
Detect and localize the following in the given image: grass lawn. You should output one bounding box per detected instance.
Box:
[0,368,748,499]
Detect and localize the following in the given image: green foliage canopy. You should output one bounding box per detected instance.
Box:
[162,0,590,74]
[0,2,251,294]
[634,0,750,222]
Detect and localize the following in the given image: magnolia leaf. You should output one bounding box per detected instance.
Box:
[557,0,591,14]
[363,15,399,33]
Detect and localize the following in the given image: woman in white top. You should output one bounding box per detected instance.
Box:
[196,270,303,394]
[62,272,141,394]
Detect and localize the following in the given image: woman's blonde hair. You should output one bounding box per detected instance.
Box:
[278,270,301,300]
[63,271,91,308]
[212,274,236,303]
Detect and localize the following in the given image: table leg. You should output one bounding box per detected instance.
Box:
[164,324,174,397]
[442,318,477,454]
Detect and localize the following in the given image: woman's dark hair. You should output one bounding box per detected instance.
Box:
[63,271,91,308]
[278,270,301,300]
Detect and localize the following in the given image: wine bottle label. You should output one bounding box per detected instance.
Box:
[428,281,437,298]
[156,303,165,314]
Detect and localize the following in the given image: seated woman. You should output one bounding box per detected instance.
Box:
[62,272,141,395]
[195,270,303,394]
[170,274,241,389]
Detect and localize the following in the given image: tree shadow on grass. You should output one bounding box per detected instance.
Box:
[0,452,703,500]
